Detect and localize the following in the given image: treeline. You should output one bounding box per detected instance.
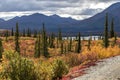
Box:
[0,13,117,60]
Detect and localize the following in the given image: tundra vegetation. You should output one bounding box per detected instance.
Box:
[0,14,120,80]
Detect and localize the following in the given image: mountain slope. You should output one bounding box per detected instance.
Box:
[0,13,78,32]
[0,2,120,33]
[72,2,120,32]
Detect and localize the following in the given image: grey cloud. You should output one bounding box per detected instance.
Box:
[0,0,119,20]
[36,0,80,3]
[0,0,83,12]
[0,0,44,12]
[0,0,116,12]
[79,8,103,15]
[96,0,120,2]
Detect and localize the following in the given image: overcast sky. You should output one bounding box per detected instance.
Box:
[0,0,120,20]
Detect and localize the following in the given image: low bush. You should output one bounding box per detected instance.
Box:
[1,51,69,80]
[52,59,69,79]
[1,53,38,80]
[36,61,53,80]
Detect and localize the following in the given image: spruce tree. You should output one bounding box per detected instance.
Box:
[104,13,109,48]
[0,39,3,62]
[88,37,91,50]
[27,28,29,37]
[75,43,78,53]
[34,32,41,58]
[42,23,49,57]
[114,33,117,45]
[48,36,51,46]
[5,30,9,42]
[50,33,55,48]
[15,22,20,54]
[56,37,59,48]
[68,38,72,52]
[34,39,38,58]
[27,28,31,37]
[110,18,115,38]
[38,32,41,56]
[58,28,62,41]
[23,28,26,37]
[29,29,32,37]
[11,27,14,36]
[60,41,63,54]
[76,32,81,53]
[64,44,67,54]
[33,29,37,38]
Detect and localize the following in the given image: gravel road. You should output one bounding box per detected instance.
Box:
[73,56,120,80]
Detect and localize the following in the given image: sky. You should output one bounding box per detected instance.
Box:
[0,0,120,20]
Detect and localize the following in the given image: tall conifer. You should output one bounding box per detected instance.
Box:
[42,23,49,57]
[0,39,3,62]
[110,18,115,38]
[76,32,81,53]
[104,13,109,48]
[11,27,14,36]
[15,22,20,53]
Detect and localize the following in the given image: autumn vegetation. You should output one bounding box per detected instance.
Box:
[0,14,120,80]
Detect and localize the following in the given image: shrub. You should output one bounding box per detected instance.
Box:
[1,54,38,80]
[52,59,69,79]
[2,51,69,80]
[36,59,69,80]
[36,62,53,80]
[4,50,19,60]
[64,53,83,67]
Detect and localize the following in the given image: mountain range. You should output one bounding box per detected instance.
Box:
[0,2,120,34]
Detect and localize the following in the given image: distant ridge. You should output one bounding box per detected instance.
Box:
[0,2,120,34]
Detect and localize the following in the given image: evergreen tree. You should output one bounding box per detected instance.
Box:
[75,43,78,53]
[110,18,115,38]
[114,33,117,45]
[34,40,38,58]
[34,32,41,58]
[38,32,41,56]
[27,28,31,37]
[76,32,81,53]
[88,37,91,50]
[33,29,37,38]
[56,37,59,48]
[42,23,49,57]
[48,36,51,46]
[0,39,3,62]
[27,28,29,37]
[5,30,9,42]
[15,22,20,53]
[58,28,62,41]
[50,33,55,48]
[29,28,31,37]
[64,44,67,54]
[60,41,63,54]
[68,37,72,52]
[11,27,14,36]
[104,13,109,48]
[75,35,78,40]
[23,28,26,37]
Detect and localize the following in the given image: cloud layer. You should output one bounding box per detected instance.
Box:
[0,0,119,20]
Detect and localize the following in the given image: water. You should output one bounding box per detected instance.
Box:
[62,36,102,40]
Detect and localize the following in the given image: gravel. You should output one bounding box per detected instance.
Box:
[73,56,120,80]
